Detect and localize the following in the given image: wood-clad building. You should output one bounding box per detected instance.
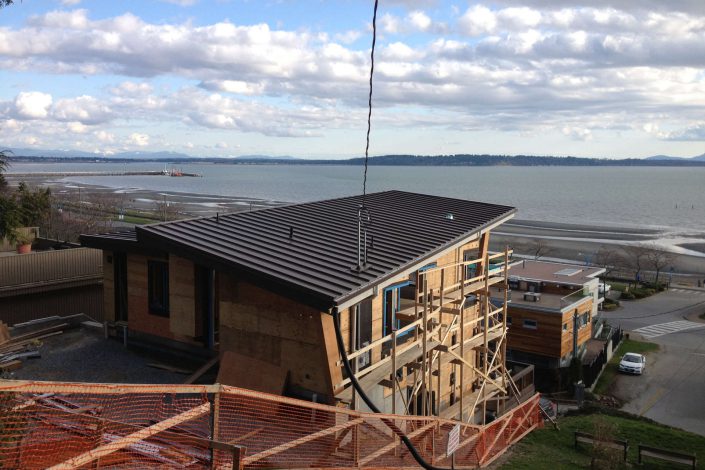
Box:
[82,191,522,424]
[491,260,605,369]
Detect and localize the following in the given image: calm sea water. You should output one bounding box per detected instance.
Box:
[10,162,705,231]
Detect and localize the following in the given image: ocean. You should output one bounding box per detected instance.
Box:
[9,162,705,232]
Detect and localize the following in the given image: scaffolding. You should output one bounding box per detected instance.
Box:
[337,240,519,424]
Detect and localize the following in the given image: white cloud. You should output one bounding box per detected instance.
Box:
[53,95,112,124]
[14,92,53,119]
[458,5,497,36]
[127,132,149,146]
[61,0,82,5]
[159,0,198,6]
[408,10,432,31]
[1,5,705,156]
[95,130,115,143]
[334,30,361,44]
[200,80,265,95]
[67,121,88,133]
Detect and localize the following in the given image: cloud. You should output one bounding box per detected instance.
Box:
[159,0,198,6]
[95,130,115,143]
[127,132,149,146]
[14,92,53,119]
[53,95,113,124]
[664,124,705,141]
[60,0,82,5]
[1,6,705,155]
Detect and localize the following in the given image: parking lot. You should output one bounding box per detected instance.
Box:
[602,287,705,436]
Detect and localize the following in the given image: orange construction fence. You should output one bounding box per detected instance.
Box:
[0,380,542,469]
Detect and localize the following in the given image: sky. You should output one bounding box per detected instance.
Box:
[1,1,705,159]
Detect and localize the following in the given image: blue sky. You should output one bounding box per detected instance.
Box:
[1,0,705,158]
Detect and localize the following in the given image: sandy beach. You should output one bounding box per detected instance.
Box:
[9,175,705,277]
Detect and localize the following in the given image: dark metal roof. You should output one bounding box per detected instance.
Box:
[81,229,138,248]
[129,191,515,310]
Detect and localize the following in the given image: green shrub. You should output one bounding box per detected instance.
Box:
[620,291,635,300]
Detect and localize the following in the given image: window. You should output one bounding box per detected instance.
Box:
[352,300,373,369]
[563,323,569,332]
[523,319,538,330]
[148,261,170,316]
[579,313,589,328]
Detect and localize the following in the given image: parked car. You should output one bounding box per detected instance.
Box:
[599,283,611,295]
[618,352,646,375]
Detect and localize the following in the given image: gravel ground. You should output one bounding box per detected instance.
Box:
[10,327,189,384]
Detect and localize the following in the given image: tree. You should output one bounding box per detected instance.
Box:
[645,243,674,286]
[0,1,16,8]
[594,246,622,292]
[0,182,51,244]
[622,245,650,287]
[15,182,51,227]
[0,150,10,192]
[0,196,19,242]
[519,238,554,260]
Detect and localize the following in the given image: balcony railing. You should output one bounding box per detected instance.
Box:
[560,288,590,308]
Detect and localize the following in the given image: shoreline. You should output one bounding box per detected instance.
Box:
[9,175,705,275]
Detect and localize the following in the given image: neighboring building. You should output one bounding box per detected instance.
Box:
[0,238,104,326]
[493,260,605,370]
[82,190,522,423]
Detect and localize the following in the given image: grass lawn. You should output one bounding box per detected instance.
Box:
[608,281,629,292]
[493,408,705,469]
[117,214,156,225]
[592,339,659,396]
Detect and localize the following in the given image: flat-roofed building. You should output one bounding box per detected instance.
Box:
[491,260,605,369]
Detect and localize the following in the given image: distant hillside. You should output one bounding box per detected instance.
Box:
[7,149,705,166]
[646,152,705,162]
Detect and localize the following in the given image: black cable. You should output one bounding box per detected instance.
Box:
[362,0,378,207]
[333,308,450,470]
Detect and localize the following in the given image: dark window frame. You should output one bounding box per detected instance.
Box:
[148,260,170,317]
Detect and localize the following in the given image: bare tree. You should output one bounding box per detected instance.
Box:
[519,238,554,260]
[594,246,622,293]
[154,197,184,222]
[622,245,650,287]
[645,243,674,286]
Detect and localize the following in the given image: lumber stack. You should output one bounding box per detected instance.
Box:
[0,319,66,373]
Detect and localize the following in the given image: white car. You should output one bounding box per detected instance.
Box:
[618,352,646,375]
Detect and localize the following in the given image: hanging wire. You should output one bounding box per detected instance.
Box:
[362,0,378,205]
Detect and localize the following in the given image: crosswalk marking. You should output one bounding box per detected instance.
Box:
[670,288,705,296]
[633,320,705,339]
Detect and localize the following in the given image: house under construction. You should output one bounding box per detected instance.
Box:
[81,190,529,424]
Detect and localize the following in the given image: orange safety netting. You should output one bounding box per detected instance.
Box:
[0,381,541,469]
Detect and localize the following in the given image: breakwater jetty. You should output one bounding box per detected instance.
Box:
[7,171,201,178]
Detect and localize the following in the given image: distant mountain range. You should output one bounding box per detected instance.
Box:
[5,148,705,167]
[644,153,705,161]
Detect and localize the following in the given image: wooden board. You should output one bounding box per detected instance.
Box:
[217,350,288,395]
[0,321,9,345]
[0,360,22,371]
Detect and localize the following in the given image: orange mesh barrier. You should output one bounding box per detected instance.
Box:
[0,381,541,469]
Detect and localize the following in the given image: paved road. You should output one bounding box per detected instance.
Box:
[601,287,705,436]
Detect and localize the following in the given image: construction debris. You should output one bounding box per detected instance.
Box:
[0,315,99,373]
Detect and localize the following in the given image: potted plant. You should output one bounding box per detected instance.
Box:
[13,229,33,254]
